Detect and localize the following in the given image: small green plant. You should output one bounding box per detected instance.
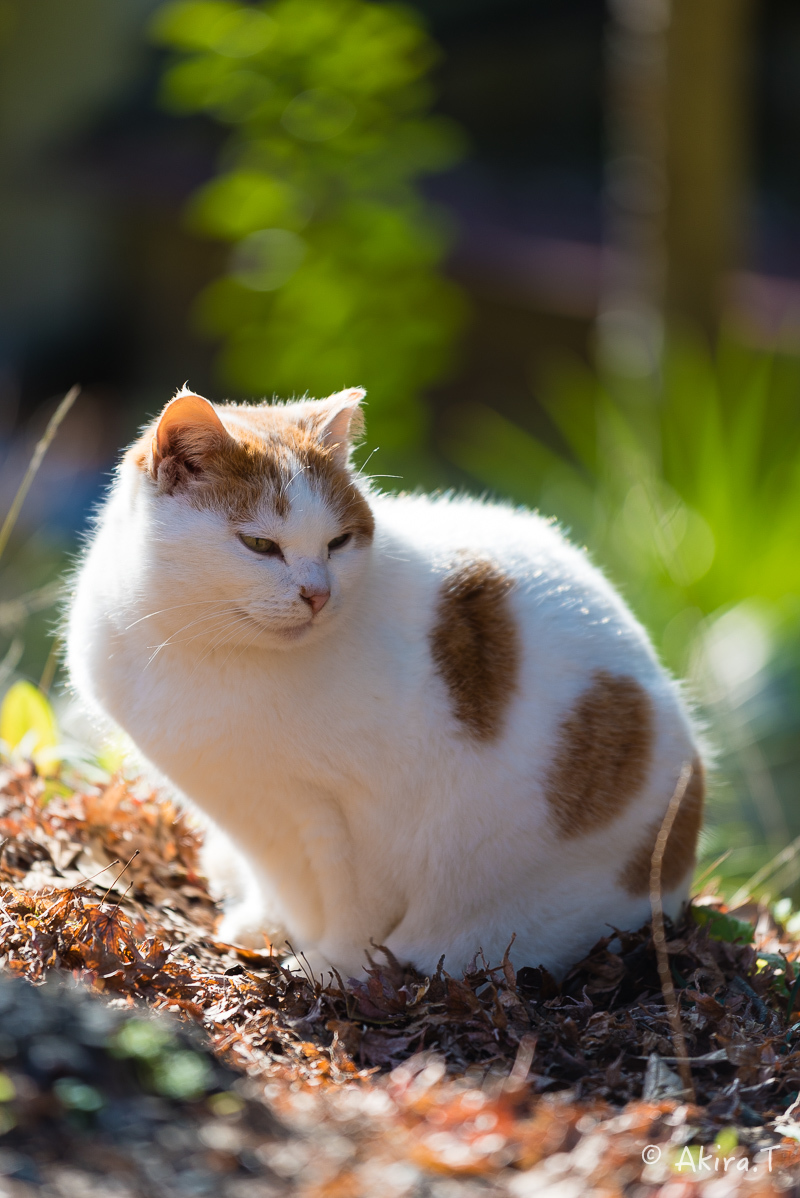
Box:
[112,1017,213,1101]
[692,906,754,945]
[152,0,466,475]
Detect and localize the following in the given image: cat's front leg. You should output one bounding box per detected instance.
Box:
[202,824,291,952]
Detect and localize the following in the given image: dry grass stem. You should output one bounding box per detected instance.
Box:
[692,847,733,892]
[0,384,80,566]
[730,831,800,910]
[649,760,695,1101]
[0,580,63,633]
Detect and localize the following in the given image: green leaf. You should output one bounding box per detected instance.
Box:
[692,906,754,944]
[186,171,305,239]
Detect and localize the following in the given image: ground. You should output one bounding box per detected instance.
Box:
[1,760,800,1196]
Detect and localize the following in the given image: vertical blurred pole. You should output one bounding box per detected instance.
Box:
[599,0,753,377]
[664,0,752,338]
[599,0,670,379]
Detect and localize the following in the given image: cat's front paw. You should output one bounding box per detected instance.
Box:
[282,948,336,983]
[216,906,289,953]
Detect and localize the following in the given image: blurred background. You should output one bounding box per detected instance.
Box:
[2,0,800,901]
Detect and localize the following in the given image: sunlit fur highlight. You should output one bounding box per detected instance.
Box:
[67,388,704,981]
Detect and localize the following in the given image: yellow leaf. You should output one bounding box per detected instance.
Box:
[0,681,59,773]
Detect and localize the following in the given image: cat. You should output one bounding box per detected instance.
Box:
[66,386,705,980]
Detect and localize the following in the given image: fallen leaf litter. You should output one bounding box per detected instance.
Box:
[2,761,800,1194]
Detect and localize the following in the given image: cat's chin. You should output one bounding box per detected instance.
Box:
[238,617,317,649]
[277,620,314,643]
[229,607,318,649]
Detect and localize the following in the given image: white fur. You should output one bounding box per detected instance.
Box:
[66,397,701,980]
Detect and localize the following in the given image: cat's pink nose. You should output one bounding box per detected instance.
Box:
[300,587,330,615]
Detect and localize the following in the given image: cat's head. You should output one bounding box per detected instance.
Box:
[125,386,374,650]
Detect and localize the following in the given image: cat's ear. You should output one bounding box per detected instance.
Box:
[149,392,231,492]
[315,387,366,466]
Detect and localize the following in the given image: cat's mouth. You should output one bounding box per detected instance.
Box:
[235,608,313,641]
[278,620,313,641]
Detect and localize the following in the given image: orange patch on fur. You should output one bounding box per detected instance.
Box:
[619,756,705,896]
[130,401,374,542]
[546,671,653,839]
[430,558,520,741]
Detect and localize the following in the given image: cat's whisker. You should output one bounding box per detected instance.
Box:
[221,620,269,670]
[353,447,380,478]
[160,606,247,641]
[144,608,247,666]
[145,614,241,658]
[283,463,310,492]
[186,612,262,678]
[186,608,259,658]
[125,598,242,630]
[144,612,239,660]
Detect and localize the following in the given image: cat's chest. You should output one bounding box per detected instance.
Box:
[124,627,430,797]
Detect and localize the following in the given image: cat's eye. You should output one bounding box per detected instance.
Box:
[239,534,281,557]
[328,533,351,552]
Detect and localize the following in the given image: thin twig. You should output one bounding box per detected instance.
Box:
[99,849,139,908]
[650,761,695,1102]
[99,878,135,925]
[71,859,121,891]
[0,385,80,567]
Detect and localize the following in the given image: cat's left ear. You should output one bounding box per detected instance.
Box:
[315,388,366,466]
[149,391,231,493]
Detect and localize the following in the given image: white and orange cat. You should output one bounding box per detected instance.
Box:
[66,386,704,979]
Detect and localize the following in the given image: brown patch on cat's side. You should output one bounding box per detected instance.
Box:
[546,671,653,839]
[430,558,520,741]
[619,756,705,896]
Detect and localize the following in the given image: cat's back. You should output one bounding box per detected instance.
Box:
[371,489,694,784]
[373,488,657,675]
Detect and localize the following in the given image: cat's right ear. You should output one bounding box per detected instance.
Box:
[149,392,230,493]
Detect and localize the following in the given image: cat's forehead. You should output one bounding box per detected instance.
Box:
[135,401,374,540]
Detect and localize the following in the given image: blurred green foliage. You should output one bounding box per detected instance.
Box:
[692,906,754,945]
[446,337,800,673]
[152,0,466,469]
[447,335,800,896]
